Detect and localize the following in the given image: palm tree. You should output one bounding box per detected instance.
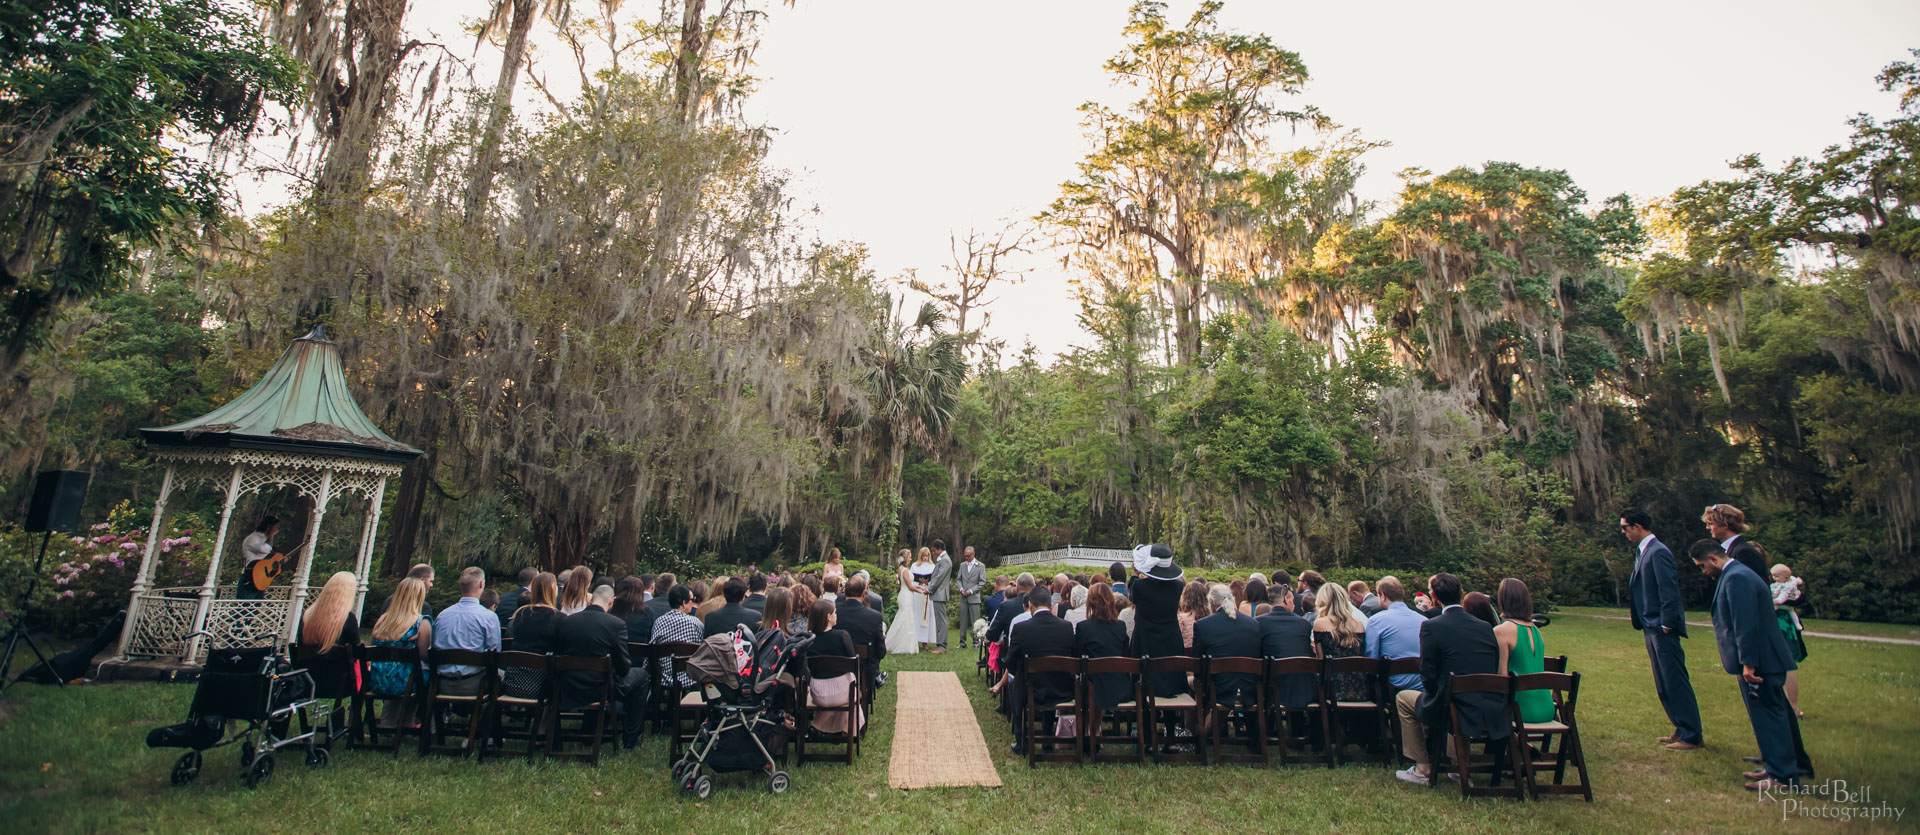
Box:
[865,299,966,548]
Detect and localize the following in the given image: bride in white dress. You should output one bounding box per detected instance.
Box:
[884,549,924,655]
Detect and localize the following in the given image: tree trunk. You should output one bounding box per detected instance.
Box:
[462,0,536,217]
[314,0,411,204]
[673,0,708,122]
[381,445,433,577]
[609,482,638,576]
[537,507,594,571]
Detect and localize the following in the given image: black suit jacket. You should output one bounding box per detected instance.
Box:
[1073,619,1133,708]
[496,586,529,625]
[835,596,886,684]
[1009,611,1077,706]
[985,596,1023,643]
[703,603,762,638]
[1256,609,1317,707]
[743,593,767,615]
[552,604,632,702]
[1191,608,1263,702]
[1415,607,1508,739]
[645,595,671,619]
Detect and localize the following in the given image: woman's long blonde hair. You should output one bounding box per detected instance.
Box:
[1315,583,1364,648]
[372,577,428,641]
[896,548,912,568]
[916,546,932,564]
[301,572,357,652]
[559,565,594,611]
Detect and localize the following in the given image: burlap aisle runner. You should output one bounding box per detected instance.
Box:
[886,671,1003,790]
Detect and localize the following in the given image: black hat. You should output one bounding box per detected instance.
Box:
[1133,543,1183,582]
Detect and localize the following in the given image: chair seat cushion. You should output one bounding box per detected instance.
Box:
[1524,720,1570,732]
[1037,701,1075,710]
[1153,694,1197,707]
[1334,700,1380,709]
[496,695,540,706]
[680,692,705,706]
[435,694,482,702]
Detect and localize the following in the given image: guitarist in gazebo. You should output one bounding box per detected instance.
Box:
[236,516,284,600]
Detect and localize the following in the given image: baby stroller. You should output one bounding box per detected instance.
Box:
[670,626,810,798]
[145,632,328,788]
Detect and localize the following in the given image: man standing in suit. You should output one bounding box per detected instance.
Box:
[954,546,987,649]
[1624,508,1705,750]
[554,585,646,749]
[742,572,769,615]
[926,540,954,653]
[1689,540,1807,790]
[1703,504,1767,578]
[703,577,762,638]
[496,567,536,626]
[1394,573,1508,786]
[836,575,886,690]
[1006,587,1075,754]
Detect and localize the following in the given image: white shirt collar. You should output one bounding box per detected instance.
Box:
[1637,533,1656,554]
[1720,534,1738,550]
[1442,604,1463,613]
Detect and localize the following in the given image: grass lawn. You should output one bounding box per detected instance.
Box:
[1,614,1914,833]
[1556,606,1920,642]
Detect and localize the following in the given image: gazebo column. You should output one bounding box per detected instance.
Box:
[351,476,389,618]
[186,466,246,661]
[117,464,176,658]
[283,469,334,643]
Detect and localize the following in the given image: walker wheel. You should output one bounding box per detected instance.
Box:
[170,751,201,785]
[768,770,790,794]
[243,752,275,789]
[693,774,714,799]
[305,746,330,768]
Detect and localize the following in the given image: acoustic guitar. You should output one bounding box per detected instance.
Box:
[247,551,291,592]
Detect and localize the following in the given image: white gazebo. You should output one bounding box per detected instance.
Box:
[115,327,421,664]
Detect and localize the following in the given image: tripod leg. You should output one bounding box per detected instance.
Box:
[2,623,63,689]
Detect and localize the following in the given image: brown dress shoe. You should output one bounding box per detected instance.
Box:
[1747,778,1792,792]
[1743,769,1768,780]
[1664,740,1703,751]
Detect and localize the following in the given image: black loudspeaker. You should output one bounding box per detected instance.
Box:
[25,470,90,533]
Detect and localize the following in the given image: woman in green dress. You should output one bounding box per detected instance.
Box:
[1493,578,1557,725]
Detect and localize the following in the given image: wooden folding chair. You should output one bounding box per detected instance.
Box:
[634,643,677,737]
[1514,671,1592,801]
[1264,656,1331,768]
[478,651,552,762]
[854,644,876,714]
[1382,657,1422,763]
[351,645,424,755]
[546,655,617,765]
[1202,657,1267,765]
[1140,656,1205,765]
[1083,656,1145,764]
[665,645,703,761]
[1021,656,1081,767]
[1323,656,1391,766]
[1443,673,1526,800]
[1543,655,1568,674]
[423,649,495,757]
[796,654,863,765]
[287,643,352,749]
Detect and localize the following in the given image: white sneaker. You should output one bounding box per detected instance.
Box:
[1395,766,1431,786]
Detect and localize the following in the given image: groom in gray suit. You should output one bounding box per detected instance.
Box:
[955,546,987,649]
[927,539,954,653]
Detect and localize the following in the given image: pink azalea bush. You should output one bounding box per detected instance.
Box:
[0,501,210,639]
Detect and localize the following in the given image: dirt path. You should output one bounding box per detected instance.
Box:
[1569,613,1920,646]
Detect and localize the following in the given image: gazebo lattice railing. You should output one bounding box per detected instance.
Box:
[115,327,419,665]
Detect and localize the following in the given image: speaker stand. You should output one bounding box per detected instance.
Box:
[0,532,65,690]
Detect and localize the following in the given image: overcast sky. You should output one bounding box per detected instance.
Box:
[399,0,1918,361]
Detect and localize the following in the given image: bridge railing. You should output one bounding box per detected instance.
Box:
[997,545,1133,568]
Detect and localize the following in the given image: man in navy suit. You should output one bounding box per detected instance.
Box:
[1688,539,1805,789]
[1624,509,1704,750]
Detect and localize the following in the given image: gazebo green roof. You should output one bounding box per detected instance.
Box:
[142,327,422,463]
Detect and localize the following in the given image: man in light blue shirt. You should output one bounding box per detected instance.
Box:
[433,566,501,696]
[1365,576,1425,692]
